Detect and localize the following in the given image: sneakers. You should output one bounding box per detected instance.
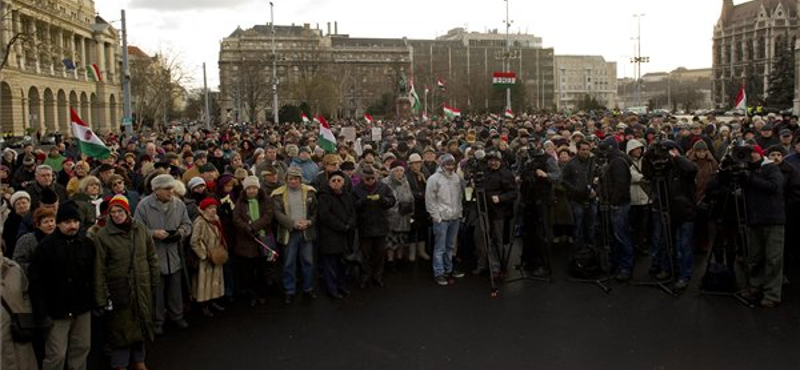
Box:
[759,298,780,308]
[673,279,689,290]
[435,275,449,286]
[154,326,164,336]
[531,267,551,278]
[449,270,465,278]
[173,319,189,330]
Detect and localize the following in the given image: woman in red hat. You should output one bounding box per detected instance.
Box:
[190,197,227,317]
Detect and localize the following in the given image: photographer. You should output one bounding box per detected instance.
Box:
[765,145,800,279]
[738,145,786,307]
[642,141,698,290]
[471,151,517,277]
[519,145,561,277]
[562,140,598,253]
[596,138,633,281]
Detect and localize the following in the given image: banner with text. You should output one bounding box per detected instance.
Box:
[492,72,516,87]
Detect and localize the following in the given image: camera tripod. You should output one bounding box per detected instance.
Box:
[567,200,613,294]
[473,186,503,298]
[630,176,678,296]
[503,199,553,286]
[699,181,754,307]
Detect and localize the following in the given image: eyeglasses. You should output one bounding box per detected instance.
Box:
[330,178,344,183]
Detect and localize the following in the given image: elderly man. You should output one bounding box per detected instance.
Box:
[134,174,192,335]
[25,164,68,209]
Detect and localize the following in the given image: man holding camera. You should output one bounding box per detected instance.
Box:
[519,146,561,277]
[472,151,517,277]
[741,144,785,307]
[596,138,633,281]
[562,140,598,253]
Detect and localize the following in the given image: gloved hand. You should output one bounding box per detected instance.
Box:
[367,194,380,201]
[162,230,182,243]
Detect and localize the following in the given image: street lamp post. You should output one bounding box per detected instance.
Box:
[121,9,132,135]
[631,14,649,108]
[270,2,279,125]
[505,0,512,110]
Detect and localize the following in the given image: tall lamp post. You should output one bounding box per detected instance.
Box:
[270,2,279,125]
[631,13,649,108]
[504,0,512,110]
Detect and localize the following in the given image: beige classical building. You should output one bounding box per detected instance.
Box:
[0,0,122,135]
[555,55,617,110]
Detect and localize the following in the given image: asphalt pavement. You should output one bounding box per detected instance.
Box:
[107,243,800,370]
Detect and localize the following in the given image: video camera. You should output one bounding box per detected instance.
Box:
[520,148,551,180]
[719,141,755,179]
[644,141,674,173]
[464,148,488,188]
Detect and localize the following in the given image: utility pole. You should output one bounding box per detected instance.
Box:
[504,0,511,110]
[631,14,648,108]
[203,62,210,130]
[270,2,279,125]
[121,9,132,135]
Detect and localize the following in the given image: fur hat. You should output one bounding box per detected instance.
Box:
[151,174,176,190]
[408,153,423,163]
[286,166,303,179]
[242,176,260,189]
[40,188,58,205]
[56,201,81,223]
[10,191,30,208]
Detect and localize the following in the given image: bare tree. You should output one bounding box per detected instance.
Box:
[129,49,191,131]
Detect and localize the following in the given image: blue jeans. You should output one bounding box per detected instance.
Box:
[432,220,460,277]
[571,201,597,251]
[610,204,633,273]
[281,232,314,295]
[654,220,694,280]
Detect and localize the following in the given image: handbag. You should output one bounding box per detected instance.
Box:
[1,297,52,343]
[209,246,229,265]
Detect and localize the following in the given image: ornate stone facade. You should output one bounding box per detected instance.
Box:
[0,0,122,135]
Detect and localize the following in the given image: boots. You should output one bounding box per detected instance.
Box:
[408,243,416,262]
[416,242,430,260]
[134,363,149,370]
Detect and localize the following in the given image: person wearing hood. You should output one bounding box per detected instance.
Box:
[626,139,654,258]
[597,137,634,281]
[290,146,319,185]
[425,154,465,286]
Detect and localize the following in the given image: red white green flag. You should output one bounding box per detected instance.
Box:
[505,108,514,119]
[301,113,310,124]
[437,78,446,91]
[364,113,374,124]
[734,84,746,110]
[317,116,336,153]
[443,105,460,119]
[87,64,102,82]
[71,108,110,159]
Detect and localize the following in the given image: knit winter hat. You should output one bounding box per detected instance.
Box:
[56,202,81,224]
[40,188,58,205]
[108,195,131,214]
[692,140,709,151]
[187,177,206,190]
[286,166,303,179]
[438,153,456,165]
[199,197,220,211]
[242,175,260,189]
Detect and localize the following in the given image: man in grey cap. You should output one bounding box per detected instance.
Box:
[134,174,192,335]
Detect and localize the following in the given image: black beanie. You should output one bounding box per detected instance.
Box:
[40,188,58,205]
[56,201,81,224]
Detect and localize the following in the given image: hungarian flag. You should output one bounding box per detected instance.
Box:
[301,113,310,124]
[87,64,102,82]
[489,113,499,121]
[443,105,460,119]
[317,116,336,153]
[408,81,421,111]
[422,113,429,121]
[505,108,514,119]
[437,78,446,91]
[734,84,746,111]
[312,116,321,125]
[71,108,110,159]
[364,113,374,124]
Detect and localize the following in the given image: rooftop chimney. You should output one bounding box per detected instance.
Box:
[327,22,331,35]
[334,21,338,35]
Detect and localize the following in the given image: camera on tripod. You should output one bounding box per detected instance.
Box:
[644,141,674,173]
[520,149,550,180]
[464,148,489,189]
[719,142,754,179]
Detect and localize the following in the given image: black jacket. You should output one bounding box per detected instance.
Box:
[744,161,785,225]
[29,229,96,319]
[352,181,396,238]
[317,187,357,254]
[562,155,597,203]
[599,149,631,206]
[778,161,800,205]
[644,155,699,222]
[482,166,517,220]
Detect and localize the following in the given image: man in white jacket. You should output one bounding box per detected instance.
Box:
[425,154,464,286]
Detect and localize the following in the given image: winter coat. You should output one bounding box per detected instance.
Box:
[562,155,597,203]
[271,184,317,244]
[29,229,95,319]
[778,161,800,205]
[406,169,430,230]
[1,257,38,370]
[425,168,463,223]
[482,166,518,220]
[93,219,159,349]
[383,174,414,232]
[25,182,68,210]
[233,189,274,258]
[11,230,49,275]
[644,155,699,223]
[316,186,356,255]
[743,161,785,225]
[352,180,396,237]
[2,212,25,258]
[290,157,319,184]
[190,215,225,302]
[599,149,631,206]
[133,194,192,275]
[626,140,650,206]
[70,192,102,229]
[687,149,719,202]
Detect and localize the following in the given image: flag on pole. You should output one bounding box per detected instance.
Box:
[437,78,446,91]
[62,59,76,71]
[443,105,460,119]
[409,81,421,111]
[312,116,321,125]
[301,113,310,124]
[422,113,429,121]
[317,116,337,153]
[734,84,746,111]
[364,113,374,124]
[504,108,514,119]
[86,64,102,82]
[70,108,110,159]
[489,113,499,121]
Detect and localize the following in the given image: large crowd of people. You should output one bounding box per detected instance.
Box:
[1,110,799,369]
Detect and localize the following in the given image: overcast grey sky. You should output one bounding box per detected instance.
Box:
[96,0,732,89]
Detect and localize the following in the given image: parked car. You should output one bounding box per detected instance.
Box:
[6,135,33,148]
[40,132,60,145]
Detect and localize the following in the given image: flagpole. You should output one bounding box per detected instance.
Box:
[424,88,428,118]
[270,2,279,125]
[121,9,132,135]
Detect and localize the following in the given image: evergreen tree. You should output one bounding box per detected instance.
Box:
[766,39,795,108]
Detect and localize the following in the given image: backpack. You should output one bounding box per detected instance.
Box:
[569,248,600,279]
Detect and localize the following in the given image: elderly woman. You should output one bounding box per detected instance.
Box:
[71,175,103,228]
[107,174,140,213]
[66,161,90,197]
[2,191,30,258]
[190,197,227,316]
[383,161,414,271]
[94,195,159,370]
[12,207,56,275]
